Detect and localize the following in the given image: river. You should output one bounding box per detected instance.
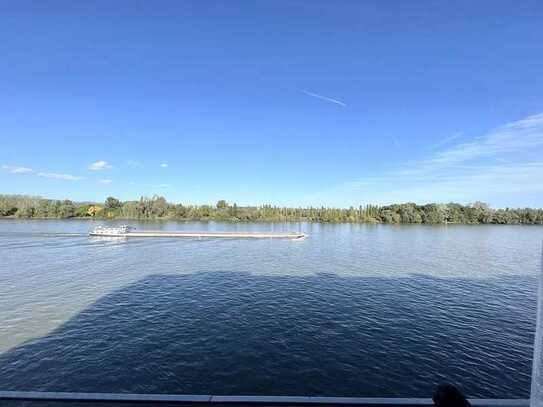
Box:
[0,220,541,398]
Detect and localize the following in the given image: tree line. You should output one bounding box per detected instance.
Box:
[1,194,542,224]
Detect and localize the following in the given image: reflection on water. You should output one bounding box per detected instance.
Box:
[0,220,541,397]
[531,251,543,407]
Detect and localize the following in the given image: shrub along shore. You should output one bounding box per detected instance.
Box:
[1,194,542,224]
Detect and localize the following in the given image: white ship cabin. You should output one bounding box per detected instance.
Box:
[91,225,133,235]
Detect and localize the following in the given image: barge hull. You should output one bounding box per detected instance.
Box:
[89,231,306,239]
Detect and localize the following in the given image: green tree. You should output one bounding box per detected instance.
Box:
[151,196,168,217]
[105,196,122,210]
[121,201,140,218]
[16,200,35,218]
[58,200,75,218]
[398,203,422,223]
[174,204,189,218]
[422,203,447,224]
[0,198,17,216]
[380,209,400,224]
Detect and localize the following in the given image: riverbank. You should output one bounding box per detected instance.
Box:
[2,194,543,224]
[3,215,543,226]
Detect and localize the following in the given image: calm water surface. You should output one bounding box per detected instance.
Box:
[0,220,541,398]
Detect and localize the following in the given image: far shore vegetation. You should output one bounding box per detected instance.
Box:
[1,194,542,225]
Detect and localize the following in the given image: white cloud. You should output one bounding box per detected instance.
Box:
[128,181,136,185]
[88,160,112,171]
[99,179,113,184]
[2,165,34,174]
[3,165,83,181]
[299,89,347,107]
[156,183,171,188]
[37,172,82,181]
[160,163,168,168]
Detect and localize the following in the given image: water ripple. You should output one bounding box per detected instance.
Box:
[0,220,541,398]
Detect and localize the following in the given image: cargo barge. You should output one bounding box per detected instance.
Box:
[89,225,306,240]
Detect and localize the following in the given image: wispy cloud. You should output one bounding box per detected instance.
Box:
[429,114,543,165]
[160,163,168,168]
[393,113,543,177]
[37,172,83,181]
[2,165,34,174]
[99,179,113,184]
[310,113,543,207]
[88,160,112,171]
[156,183,171,188]
[430,132,464,150]
[3,164,83,181]
[299,89,347,107]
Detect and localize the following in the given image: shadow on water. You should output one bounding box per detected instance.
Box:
[0,272,537,401]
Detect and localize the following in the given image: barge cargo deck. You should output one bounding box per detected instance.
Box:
[89,226,306,239]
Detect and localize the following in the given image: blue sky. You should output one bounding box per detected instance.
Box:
[1,0,542,207]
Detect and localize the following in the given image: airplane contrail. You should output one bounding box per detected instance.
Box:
[299,89,347,107]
